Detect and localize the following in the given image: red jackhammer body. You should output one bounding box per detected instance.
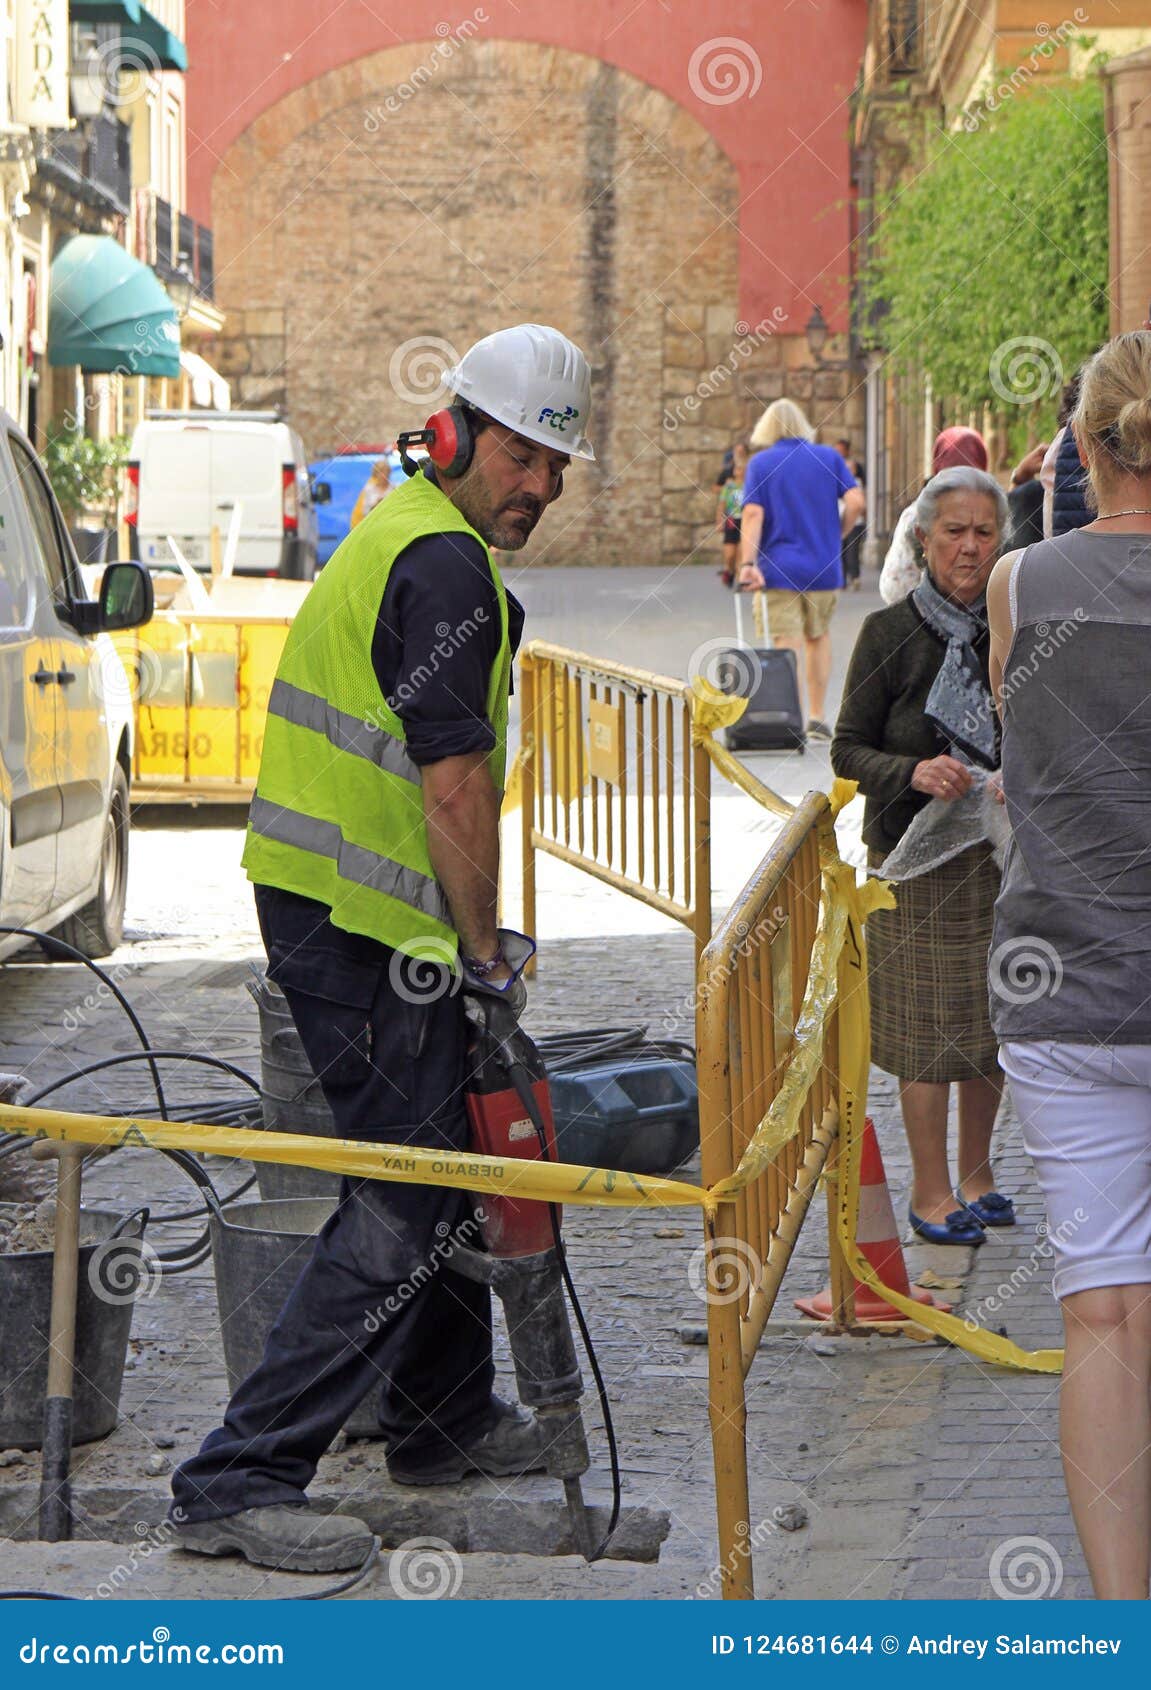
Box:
[458,1011,598,1559]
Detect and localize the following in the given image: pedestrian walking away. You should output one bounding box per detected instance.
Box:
[715,439,749,587]
[832,465,1014,1248]
[737,399,864,740]
[168,323,596,1573]
[879,426,988,606]
[836,436,866,590]
[988,329,1151,1602]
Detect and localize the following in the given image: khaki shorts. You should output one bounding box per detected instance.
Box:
[765,589,839,642]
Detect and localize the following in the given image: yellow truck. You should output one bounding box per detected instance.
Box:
[110,575,310,803]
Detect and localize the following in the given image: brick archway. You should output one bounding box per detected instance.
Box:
[214,40,753,563]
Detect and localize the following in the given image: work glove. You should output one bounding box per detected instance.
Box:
[460,929,535,1022]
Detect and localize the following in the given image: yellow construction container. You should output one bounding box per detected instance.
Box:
[110,576,311,804]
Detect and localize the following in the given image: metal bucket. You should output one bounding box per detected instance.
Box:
[247,974,342,1202]
[207,1195,383,1439]
[0,1206,149,1450]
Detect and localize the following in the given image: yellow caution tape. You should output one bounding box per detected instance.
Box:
[0,1103,707,1213]
[830,868,1064,1373]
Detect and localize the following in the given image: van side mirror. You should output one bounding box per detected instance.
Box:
[71,562,155,636]
[311,479,332,505]
[100,562,154,630]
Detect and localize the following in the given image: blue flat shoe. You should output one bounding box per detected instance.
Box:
[908,1205,985,1247]
[956,1189,1016,1228]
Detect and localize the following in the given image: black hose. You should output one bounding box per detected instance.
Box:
[0,928,168,1117]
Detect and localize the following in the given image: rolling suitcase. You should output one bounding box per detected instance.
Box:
[721,590,806,752]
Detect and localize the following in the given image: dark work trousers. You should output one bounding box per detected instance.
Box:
[171,885,495,1521]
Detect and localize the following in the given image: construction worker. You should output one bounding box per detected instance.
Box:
[169,324,595,1573]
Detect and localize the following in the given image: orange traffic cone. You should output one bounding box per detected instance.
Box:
[795,1117,950,1324]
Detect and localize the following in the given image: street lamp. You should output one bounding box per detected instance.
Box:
[166,265,197,320]
[805,304,830,364]
[69,38,106,125]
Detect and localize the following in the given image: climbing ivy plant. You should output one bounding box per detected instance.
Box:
[861,75,1110,445]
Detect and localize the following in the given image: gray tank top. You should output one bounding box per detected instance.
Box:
[991,527,1151,1043]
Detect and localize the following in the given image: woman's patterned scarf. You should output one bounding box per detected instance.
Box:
[911,572,998,769]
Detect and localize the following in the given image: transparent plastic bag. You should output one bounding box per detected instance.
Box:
[878,768,1010,881]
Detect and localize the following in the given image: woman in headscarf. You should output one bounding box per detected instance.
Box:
[878,426,989,605]
[832,465,1012,1246]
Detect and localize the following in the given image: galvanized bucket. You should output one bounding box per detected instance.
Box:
[207,1195,382,1440]
[247,974,342,1202]
[0,1206,149,1450]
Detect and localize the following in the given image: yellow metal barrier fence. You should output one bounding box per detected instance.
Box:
[518,642,714,962]
[696,792,853,1600]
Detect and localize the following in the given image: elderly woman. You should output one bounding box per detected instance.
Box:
[832,466,1010,1246]
[989,330,1151,1600]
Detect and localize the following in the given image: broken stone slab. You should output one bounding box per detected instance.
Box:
[0,1484,670,1563]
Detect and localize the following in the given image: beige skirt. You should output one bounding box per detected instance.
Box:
[866,842,1000,1083]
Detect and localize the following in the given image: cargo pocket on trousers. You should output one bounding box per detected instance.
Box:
[265,944,384,1098]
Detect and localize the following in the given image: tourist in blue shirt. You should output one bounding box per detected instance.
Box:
[738,399,865,738]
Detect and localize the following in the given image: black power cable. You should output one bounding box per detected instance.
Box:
[0,927,169,1118]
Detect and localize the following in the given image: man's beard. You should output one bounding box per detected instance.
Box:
[456,479,543,551]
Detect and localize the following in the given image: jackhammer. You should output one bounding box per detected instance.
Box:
[454,938,612,1563]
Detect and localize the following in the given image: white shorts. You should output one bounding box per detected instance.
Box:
[1000,1041,1151,1300]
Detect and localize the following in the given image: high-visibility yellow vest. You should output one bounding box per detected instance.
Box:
[241,472,511,957]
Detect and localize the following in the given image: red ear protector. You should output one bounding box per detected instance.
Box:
[397,405,474,479]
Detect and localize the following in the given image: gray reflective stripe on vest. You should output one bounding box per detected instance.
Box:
[268,678,421,788]
[249,796,451,925]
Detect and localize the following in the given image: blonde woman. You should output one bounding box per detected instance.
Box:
[988,330,1151,1599]
[738,399,865,738]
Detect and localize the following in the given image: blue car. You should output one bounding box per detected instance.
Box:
[308,447,407,567]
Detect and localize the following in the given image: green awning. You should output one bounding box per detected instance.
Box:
[48,235,181,378]
[69,2,188,73]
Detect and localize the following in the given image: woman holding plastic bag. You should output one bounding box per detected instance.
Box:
[831,466,1012,1247]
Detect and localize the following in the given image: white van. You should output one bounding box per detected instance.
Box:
[126,410,320,580]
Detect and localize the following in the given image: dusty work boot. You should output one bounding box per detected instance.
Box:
[388,1398,548,1487]
[170,1502,377,1574]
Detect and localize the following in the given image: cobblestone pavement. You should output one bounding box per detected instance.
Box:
[0,573,1086,1601]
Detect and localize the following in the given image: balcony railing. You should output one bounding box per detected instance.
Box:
[134,188,215,302]
[37,111,131,216]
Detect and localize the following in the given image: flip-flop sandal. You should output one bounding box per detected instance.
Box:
[956,1189,1016,1228]
[908,1205,986,1247]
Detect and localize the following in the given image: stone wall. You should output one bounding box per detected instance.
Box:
[214,38,863,565]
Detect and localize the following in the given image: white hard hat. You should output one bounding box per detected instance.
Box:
[446,324,595,462]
